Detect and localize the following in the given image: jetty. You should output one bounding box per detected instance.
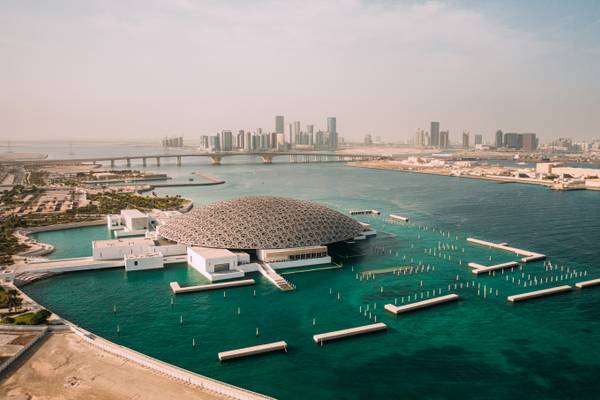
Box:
[384,294,459,315]
[467,261,520,275]
[507,285,572,303]
[218,341,288,361]
[466,237,545,263]
[170,279,255,294]
[313,323,387,344]
[389,214,409,222]
[575,278,600,289]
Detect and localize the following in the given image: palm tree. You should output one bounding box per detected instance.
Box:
[6,289,21,312]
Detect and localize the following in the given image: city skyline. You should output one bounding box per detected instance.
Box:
[1,1,599,142]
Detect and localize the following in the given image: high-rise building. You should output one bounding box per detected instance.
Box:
[462,131,470,149]
[503,133,521,149]
[474,134,483,145]
[293,121,301,145]
[200,135,209,150]
[520,133,538,152]
[315,131,325,146]
[209,135,220,152]
[327,117,337,148]
[495,130,503,148]
[439,130,449,149]
[364,134,373,145]
[220,130,233,151]
[288,123,293,144]
[245,131,252,151]
[430,121,440,147]
[275,115,284,135]
[271,132,277,149]
[237,130,245,150]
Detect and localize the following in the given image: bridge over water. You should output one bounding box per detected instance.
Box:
[1,151,384,167]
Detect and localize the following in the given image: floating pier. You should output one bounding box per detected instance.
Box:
[575,278,600,289]
[349,209,381,216]
[218,341,288,361]
[466,238,545,263]
[170,279,255,294]
[468,261,520,275]
[313,323,387,344]
[389,214,409,222]
[384,294,459,315]
[507,285,572,303]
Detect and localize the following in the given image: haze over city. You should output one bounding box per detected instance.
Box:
[1,0,599,142]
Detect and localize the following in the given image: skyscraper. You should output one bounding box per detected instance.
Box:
[474,134,483,145]
[503,133,520,149]
[293,121,301,144]
[288,123,293,144]
[462,131,470,149]
[220,130,233,151]
[327,117,337,148]
[495,130,503,148]
[275,115,284,135]
[439,130,449,149]
[430,121,440,147]
[520,133,538,151]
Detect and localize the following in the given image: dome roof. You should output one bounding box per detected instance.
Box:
[158,196,364,250]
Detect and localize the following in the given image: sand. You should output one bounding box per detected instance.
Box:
[0,332,224,400]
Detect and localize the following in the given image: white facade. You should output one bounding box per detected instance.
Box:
[124,252,164,271]
[187,247,250,282]
[256,245,331,269]
[92,237,186,260]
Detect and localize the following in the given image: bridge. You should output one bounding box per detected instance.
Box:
[1,151,384,167]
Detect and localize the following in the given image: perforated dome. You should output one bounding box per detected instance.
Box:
[158,196,364,249]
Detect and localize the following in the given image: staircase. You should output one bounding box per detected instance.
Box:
[257,263,295,291]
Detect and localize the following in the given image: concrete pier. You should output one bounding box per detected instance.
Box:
[575,278,600,289]
[313,323,387,344]
[349,209,381,216]
[218,341,288,361]
[170,279,255,294]
[389,214,409,222]
[507,285,572,303]
[384,294,459,315]
[466,237,545,263]
[468,261,520,275]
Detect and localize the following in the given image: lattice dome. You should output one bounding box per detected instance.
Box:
[158,196,364,249]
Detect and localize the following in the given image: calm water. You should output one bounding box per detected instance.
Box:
[21,143,600,399]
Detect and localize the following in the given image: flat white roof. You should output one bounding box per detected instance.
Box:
[93,237,155,249]
[189,246,235,258]
[121,209,146,218]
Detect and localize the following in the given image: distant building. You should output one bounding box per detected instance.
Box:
[209,135,220,152]
[315,130,325,146]
[327,117,337,148]
[293,121,301,145]
[520,133,538,152]
[275,115,284,135]
[237,130,245,150]
[462,132,470,149]
[161,136,183,148]
[474,134,483,145]
[495,130,503,148]
[439,130,449,149]
[288,123,293,144]
[200,135,209,150]
[364,134,373,145]
[430,121,440,147]
[244,131,252,151]
[504,133,521,149]
[220,130,233,151]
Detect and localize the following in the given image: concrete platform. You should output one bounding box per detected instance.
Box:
[389,214,409,222]
[170,279,255,294]
[575,278,600,289]
[384,294,459,315]
[467,237,545,263]
[313,323,387,344]
[507,285,572,303]
[468,261,520,275]
[218,341,288,361]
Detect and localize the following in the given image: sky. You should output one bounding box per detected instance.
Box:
[1,0,599,143]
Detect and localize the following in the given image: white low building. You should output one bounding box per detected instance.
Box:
[92,237,186,260]
[187,247,254,282]
[256,246,331,269]
[124,252,164,271]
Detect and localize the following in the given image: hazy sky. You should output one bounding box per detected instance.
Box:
[1,0,599,143]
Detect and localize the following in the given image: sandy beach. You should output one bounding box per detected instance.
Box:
[0,332,224,400]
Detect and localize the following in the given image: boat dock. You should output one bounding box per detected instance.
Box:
[575,278,600,289]
[218,341,288,361]
[313,323,387,344]
[257,263,294,291]
[384,294,459,315]
[466,237,546,263]
[507,285,572,303]
[349,209,381,216]
[389,214,409,222]
[170,279,255,294]
[468,261,520,275]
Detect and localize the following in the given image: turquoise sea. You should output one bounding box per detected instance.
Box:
[14,143,600,399]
